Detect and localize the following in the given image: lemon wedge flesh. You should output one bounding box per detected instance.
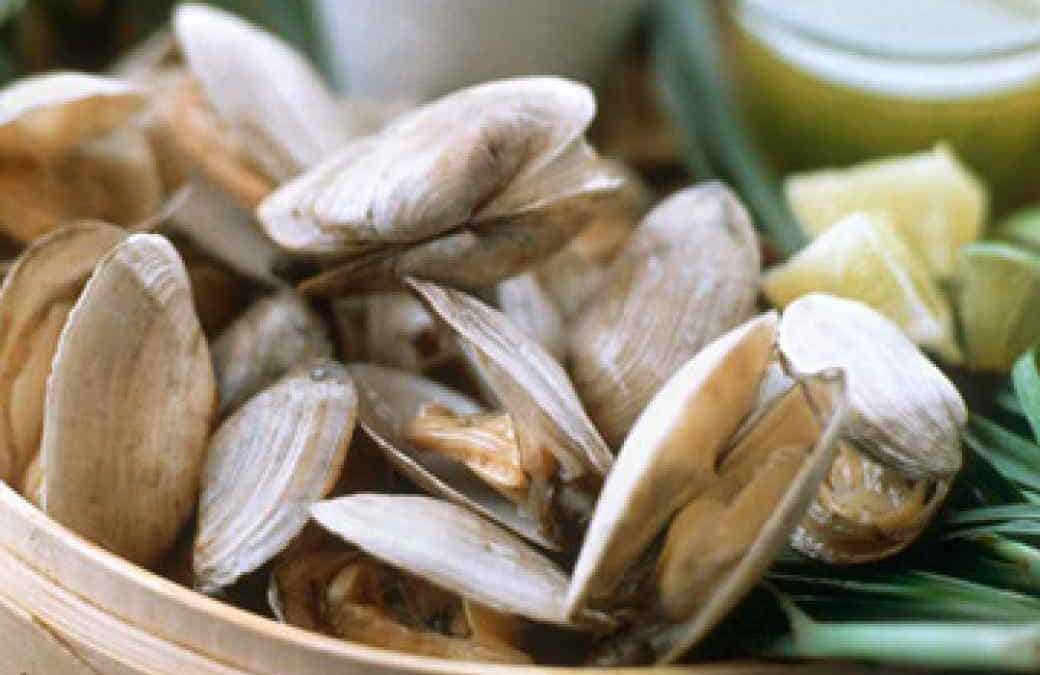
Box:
[785,143,987,279]
[763,211,961,363]
[956,242,1040,372]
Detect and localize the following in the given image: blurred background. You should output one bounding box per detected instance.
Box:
[8,0,1040,229]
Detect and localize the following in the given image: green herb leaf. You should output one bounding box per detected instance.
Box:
[945,503,1040,525]
[1014,346,1040,441]
[964,416,1040,492]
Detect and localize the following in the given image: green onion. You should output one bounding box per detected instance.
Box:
[652,0,808,257]
[764,586,1040,671]
[1013,346,1040,441]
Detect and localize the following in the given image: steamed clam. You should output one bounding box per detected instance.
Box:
[270,547,530,662]
[568,313,849,663]
[311,494,606,632]
[259,77,628,293]
[348,363,557,550]
[41,234,216,567]
[409,278,613,543]
[0,72,168,243]
[193,360,357,593]
[0,222,126,489]
[0,71,144,160]
[778,294,966,563]
[569,182,761,447]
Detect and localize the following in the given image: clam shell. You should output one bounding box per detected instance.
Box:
[165,176,286,287]
[777,293,965,479]
[160,75,275,209]
[0,71,144,159]
[41,234,216,568]
[296,187,617,295]
[495,273,567,363]
[259,77,597,254]
[347,363,556,550]
[653,369,849,664]
[311,494,582,627]
[174,4,352,181]
[0,222,125,487]
[74,125,165,227]
[211,291,334,416]
[194,361,357,593]
[408,279,612,483]
[567,312,778,615]
[363,293,456,373]
[569,182,761,447]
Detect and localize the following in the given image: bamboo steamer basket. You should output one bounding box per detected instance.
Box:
[0,482,862,675]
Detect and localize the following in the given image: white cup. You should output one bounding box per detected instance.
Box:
[314,0,650,99]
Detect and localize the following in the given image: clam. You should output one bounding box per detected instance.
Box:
[312,494,606,631]
[494,273,567,363]
[566,312,850,664]
[171,4,353,208]
[0,73,166,243]
[569,182,761,448]
[258,77,627,293]
[194,360,357,593]
[408,278,612,539]
[778,293,965,562]
[0,222,125,489]
[270,547,531,662]
[0,71,144,160]
[41,234,216,568]
[362,293,457,373]
[0,125,164,244]
[211,291,334,416]
[347,363,556,549]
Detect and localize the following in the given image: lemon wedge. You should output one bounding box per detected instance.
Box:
[763,211,961,363]
[785,143,987,279]
[956,242,1040,372]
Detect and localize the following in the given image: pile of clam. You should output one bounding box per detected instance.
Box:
[0,4,967,667]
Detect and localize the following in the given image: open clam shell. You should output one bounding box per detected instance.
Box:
[653,369,848,664]
[0,71,144,159]
[174,4,352,182]
[259,78,625,294]
[0,222,125,488]
[347,363,556,550]
[311,494,599,629]
[407,279,612,533]
[41,234,216,568]
[567,312,779,615]
[564,308,851,664]
[569,182,761,447]
[777,293,965,480]
[194,360,357,593]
